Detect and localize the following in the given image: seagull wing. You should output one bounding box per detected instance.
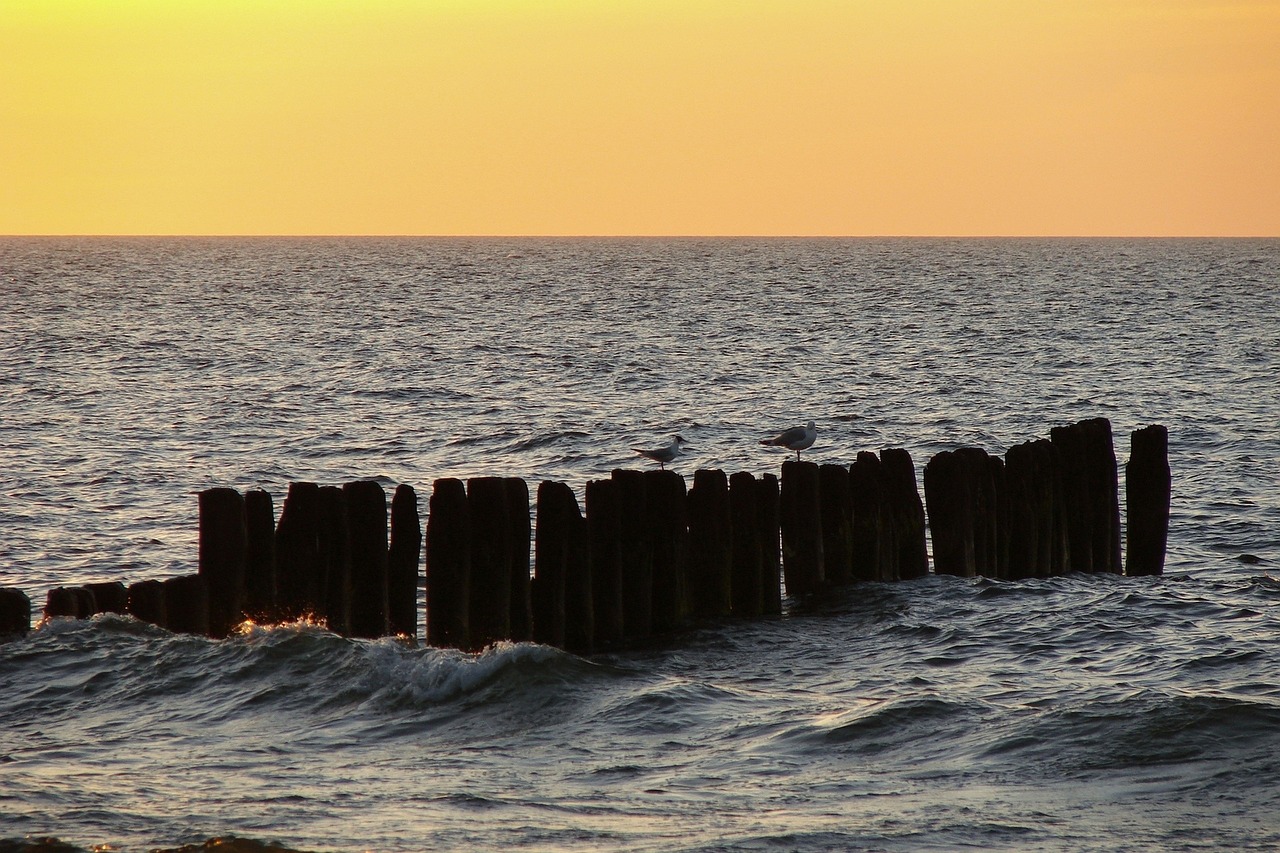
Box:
[762,425,808,447]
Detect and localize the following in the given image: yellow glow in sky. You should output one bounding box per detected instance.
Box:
[2,0,1278,235]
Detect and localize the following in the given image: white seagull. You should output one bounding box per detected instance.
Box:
[760,420,817,460]
[632,435,689,470]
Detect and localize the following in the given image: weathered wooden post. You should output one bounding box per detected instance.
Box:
[586,478,624,647]
[275,482,323,620]
[1087,418,1122,574]
[954,447,997,578]
[346,481,388,637]
[1051,418,1121,573]
[388,483,422,639]
[426,478,470,650]
[84,581,127,615]
[687,469,733,620]
[1126,425,1170,577]
[612,469,652,641]
[987,455,1010,579]
[1049,422,1085,571]
[1020,438,1071,576]
[819,463,854,586]
[44,586,94,620]
[162,575,210,636]
[198,487,246,638]
[849,453,885,582]
[780,460,823,596]
[564,494,594,655]
[532,480,574,649]
[467,477,511,650]
[505,478,533,642]
[757,473,782,614]
[646,469,690,633]
[729,471,763,618]
[317,485,349,634]
[924,450,974,577]
[1004,440,1041,579]
[345,480,389,639]
[0,588,31,638]
[243,488,277,621]
[127,579,167,628]
[880,448,929,580]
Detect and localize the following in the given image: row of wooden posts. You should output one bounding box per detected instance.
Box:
[0,418,1171,648]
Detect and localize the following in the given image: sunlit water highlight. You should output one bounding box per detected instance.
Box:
[1,238,1278,852]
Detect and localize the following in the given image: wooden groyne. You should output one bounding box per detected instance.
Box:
[0,418,1171,647]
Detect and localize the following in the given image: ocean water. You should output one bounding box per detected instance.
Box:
[1,237,1278,852]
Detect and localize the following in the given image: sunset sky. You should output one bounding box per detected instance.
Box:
[3,1,1278,236]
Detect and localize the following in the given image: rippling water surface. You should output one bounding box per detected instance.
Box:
[1,238,1278,852]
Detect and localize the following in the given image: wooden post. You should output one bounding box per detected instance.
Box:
[467,477,511,650]
[564,494,594,655]
[345,480,389,638]
[988,455,1010,579]
[849,453,885,581]
[317,485,350,634]
[1004,441,1041,579]
[757,473,782,615]
[44,586,94,620]
[388,483,422,639]
[426,478,470,650]
[84,581,127,615]
[1050,421,1088,572]
[586,479,624,647]
[780,460,823,596]
[162,575,210,636]
[612,469,652,641]
[0,588,31,638]
[532,480,575,649]
[1126,425,1170,577]
[729,471,763,618]
[687,469,733,620]
[127,580,167,629]
[198,487,246,638]
[880,448,929,580]
[819,463,854,586]
[924,450,974,577]
[1086,417,1123,574]
[505,478,533,642]
[1020,438,1070,576]
[1052,418,1120,573]
[243,489,277,621]
[275,482,322,620]
[954,448,996,578]
[1043,438,1072,576]
[645,470,690,633]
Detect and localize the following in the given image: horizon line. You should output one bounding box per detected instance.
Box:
[3,233,1277,240]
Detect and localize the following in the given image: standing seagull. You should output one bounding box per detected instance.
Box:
[632,435,689,470]
[760,420,817,461]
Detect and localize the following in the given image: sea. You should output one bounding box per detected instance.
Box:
[1,237,1278,852]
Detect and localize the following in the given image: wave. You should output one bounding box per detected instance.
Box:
[0,838,309,853]
[0,617,610,742]
[978,689,1280,777]
[757,695,992,760]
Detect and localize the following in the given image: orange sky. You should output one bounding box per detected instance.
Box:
[2,0,1278,236]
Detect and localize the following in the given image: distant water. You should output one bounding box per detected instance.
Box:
[1,237,1278,852]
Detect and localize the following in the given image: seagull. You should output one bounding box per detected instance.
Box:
[760,420,817,460]
[632,435,689,470]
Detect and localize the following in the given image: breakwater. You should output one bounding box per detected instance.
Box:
[0,417,1170,646]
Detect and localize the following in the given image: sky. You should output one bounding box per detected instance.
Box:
[2,1,1278,236]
